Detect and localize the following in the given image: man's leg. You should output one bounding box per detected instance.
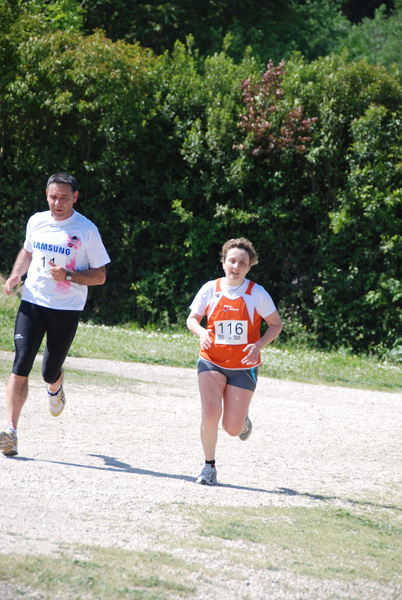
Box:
[42,309,81,385]
[47,369,64,393]
[1,302,45,456]
[6,374,28,427]
[8,302,46,426]
[42,309,80,416]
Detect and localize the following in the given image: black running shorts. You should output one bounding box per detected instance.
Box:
[12,300,81,383]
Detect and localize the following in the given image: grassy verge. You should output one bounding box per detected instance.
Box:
[1,504,401,599]
[70,323,402,391]
[0,546,196,600]
[191,503,402,582]
[2,297,402,391]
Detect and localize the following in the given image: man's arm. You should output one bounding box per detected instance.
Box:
[49,263,107,286]
[4,248,33,295]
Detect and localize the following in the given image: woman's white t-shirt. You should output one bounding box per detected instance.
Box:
[190,277,277,320]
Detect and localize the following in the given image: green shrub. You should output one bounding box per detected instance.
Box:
[2,2,402,355]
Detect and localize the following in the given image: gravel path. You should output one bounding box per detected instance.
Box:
[0,351,401,599]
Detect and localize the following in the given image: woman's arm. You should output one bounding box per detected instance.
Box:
[187,311,212,350]
[241,309,283,366]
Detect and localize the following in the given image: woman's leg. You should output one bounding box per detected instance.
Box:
[222,385,254,437]
[198,370,227,460]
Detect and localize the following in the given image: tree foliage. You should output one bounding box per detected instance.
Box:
[342,2,402,69]
[234,59,317,157]
[82,0,351,63]
[2,0,402,357]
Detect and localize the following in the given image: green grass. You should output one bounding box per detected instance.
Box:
[191,504,402,582]
[1,283,402,390]
[71,322,402,392]
[0,357,147,392]
[1,504,401,599]
[0,546,196,600]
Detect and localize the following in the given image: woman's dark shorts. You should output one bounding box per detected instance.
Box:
[197,357,258,392]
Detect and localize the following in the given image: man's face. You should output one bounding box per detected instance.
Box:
[46,183,78,221]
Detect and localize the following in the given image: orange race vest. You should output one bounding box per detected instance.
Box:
[199,278,263,369]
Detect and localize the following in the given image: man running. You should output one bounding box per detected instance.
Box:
[0,173,111,457]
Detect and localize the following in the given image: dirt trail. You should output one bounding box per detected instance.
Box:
[0,351,401,599]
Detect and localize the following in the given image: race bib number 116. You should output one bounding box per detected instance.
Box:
[214,320,248,345]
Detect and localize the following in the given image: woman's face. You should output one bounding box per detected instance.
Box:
[222,247,250,286]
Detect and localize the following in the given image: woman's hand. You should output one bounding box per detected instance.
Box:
[199,328,212,351]
[241,343,260,366]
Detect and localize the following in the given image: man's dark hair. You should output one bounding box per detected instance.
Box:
[46,173,78,193]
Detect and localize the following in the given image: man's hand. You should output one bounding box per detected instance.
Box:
[4,274,21,295]
[3,248,32,295]
[49,261,67,282]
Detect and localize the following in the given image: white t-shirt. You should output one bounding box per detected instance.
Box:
[189,277,277,320]
[22,210,111,310]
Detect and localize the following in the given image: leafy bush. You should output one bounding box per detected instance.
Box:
[342,3,402,69]
[2,1,402,356]
[82,0,351,64]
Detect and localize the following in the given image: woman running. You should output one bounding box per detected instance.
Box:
[187,238,283,484]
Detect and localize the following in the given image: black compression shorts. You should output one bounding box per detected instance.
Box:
[12,300,81,383]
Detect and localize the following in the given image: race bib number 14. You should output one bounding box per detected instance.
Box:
[33,251,67,278]
[214,320,248,345]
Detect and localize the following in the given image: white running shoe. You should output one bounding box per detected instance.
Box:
[239,415,252,441]
[0,426,18,456]
[196,464,217,485]
[48,385,66,416]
